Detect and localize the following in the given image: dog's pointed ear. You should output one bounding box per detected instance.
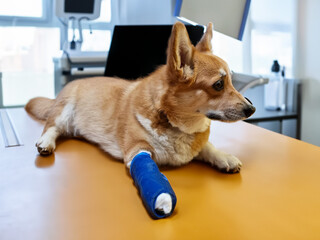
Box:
[167,22,194,82]
[196,22,213,52]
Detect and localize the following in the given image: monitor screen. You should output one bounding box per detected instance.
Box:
[104,25,205,80]
[64,0,95,14]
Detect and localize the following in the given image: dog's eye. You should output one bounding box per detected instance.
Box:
[212,79,224,91]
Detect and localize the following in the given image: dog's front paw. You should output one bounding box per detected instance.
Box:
[213,153,242,173]
[155,193,172,215]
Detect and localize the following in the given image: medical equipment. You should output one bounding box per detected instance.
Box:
[55,0,102,50]
[55,0,101,20]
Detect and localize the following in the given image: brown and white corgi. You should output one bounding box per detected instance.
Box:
[25,22,255,215]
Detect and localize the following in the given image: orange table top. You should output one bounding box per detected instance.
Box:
[1,108,320,240]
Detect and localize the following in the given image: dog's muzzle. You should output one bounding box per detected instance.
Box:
[243,97,256,118]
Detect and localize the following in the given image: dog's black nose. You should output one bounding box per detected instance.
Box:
[243,105,256,118]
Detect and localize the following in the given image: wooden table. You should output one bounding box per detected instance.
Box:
[1,108,320,240]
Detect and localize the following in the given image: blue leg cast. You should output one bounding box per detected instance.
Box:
[130,152,177,219]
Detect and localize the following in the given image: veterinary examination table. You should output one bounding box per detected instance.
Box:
[1,108,320,240]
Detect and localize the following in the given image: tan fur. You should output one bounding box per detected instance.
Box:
[191,127,211,155]
[25,22,255,172]
[25,97,55,121]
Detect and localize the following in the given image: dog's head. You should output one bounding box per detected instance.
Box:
[165,22,255,122]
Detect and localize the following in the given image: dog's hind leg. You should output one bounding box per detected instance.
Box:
[196,141,242,173]
[36,102,75,156]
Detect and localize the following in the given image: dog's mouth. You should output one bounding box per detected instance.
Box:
[206,108,254,122]
[206,112,223,120]
[224,109,247,121]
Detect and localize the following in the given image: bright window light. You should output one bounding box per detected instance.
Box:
[0,0,43,18]
[251,30,292,76]
[68,29,111,52]
[249,0,294,77]
[81,30,111,51]
[0,27,60,106]
[93,0,111,23]
[251,0,294,26]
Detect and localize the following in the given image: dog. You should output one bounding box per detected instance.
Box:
[25,22,255,216]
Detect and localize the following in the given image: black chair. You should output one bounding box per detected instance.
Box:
[104,25,205,80]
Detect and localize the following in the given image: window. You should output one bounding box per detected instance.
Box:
[248,0,295,77]
[251,30,292,75]
[0,0,117,107]
[0,27,60,106]
[0,0,43,18]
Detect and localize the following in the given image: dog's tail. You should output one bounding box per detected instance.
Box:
[25,97,55,121]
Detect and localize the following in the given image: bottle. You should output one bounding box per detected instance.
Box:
[264,60,285,111]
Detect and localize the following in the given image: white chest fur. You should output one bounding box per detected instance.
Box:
[136,114,198,166]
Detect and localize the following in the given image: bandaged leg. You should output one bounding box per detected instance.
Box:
[129,152,177,219]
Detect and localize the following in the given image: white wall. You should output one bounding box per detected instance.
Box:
[295,0,320,146]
